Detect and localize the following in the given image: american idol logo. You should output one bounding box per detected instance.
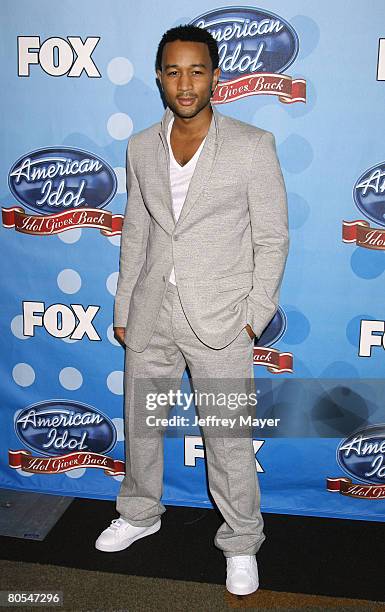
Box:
[190,7,298,80]
[257,306,286,347]
[353,162,385,228]
[8,147,117,214]
[3,147,122,236]
[337,424,385,485]
[14,400,116,457]
[253,307,293,374]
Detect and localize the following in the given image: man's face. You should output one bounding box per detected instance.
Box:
[157,39,220,120]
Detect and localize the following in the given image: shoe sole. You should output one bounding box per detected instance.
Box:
[226,581,259,596]
[95,520,161,552]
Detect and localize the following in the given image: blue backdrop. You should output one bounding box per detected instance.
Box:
[2,0,385,522]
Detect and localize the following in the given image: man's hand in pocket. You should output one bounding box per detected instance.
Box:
[245,324,256,340]
[113,327,126,346]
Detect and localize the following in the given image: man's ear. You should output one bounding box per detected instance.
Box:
[212,66,221,90]
[156,69,162,88]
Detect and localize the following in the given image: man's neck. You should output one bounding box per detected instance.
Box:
[171,104,213,138]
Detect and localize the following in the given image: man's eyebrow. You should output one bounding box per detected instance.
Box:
[164,63,208,69]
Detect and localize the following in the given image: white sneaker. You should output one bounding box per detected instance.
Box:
[95,516,161,552]
[226,555,259,595]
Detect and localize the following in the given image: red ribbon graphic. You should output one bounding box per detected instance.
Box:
[212,73,306,105]
[2,206,123,236]
[342,219,385,250]
[253,347,293,374]
[326,476,385,499]
[9,449,125,476]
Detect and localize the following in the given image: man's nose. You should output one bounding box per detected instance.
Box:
[178,73,193,91]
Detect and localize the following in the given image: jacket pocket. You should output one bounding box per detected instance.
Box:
[216,271,253,293]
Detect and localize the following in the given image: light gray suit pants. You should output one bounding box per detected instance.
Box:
[116,281,266,557]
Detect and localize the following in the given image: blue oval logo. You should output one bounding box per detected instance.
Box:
[256,306,286,347]
[337,424,385,485]
[14,399,117,457]
[8,147,117,214]
[190,6,299,80]
[353,162,385,228]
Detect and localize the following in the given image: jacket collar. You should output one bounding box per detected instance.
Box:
[157,104,223,231]
[159,104,221,142]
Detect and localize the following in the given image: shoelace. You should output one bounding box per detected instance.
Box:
[229,556,253,569]
[109,518,128,530]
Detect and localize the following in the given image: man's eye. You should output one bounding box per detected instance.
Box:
[192,71,203,75]
[167,71,177,76]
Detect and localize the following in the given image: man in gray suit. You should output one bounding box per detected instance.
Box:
[96,25,289,595]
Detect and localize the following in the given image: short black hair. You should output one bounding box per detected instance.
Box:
[156,24,219,72]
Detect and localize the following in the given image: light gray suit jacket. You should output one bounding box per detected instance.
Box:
[114,105,289,351]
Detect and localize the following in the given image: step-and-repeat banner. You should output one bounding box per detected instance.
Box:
[2,0,385,522]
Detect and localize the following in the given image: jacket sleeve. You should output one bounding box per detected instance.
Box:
[246,131,289,339]
[113,137,150,327]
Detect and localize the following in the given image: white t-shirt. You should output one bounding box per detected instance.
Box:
[167,116,206,285]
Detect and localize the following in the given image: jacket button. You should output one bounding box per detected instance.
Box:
[173,234,179,241]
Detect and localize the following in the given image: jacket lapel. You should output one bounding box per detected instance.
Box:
[158,105,223,230]
[156,108,177,232]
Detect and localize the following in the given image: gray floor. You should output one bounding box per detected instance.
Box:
[0,559,382,612]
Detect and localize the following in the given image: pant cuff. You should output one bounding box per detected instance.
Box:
[118,514,162,527]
